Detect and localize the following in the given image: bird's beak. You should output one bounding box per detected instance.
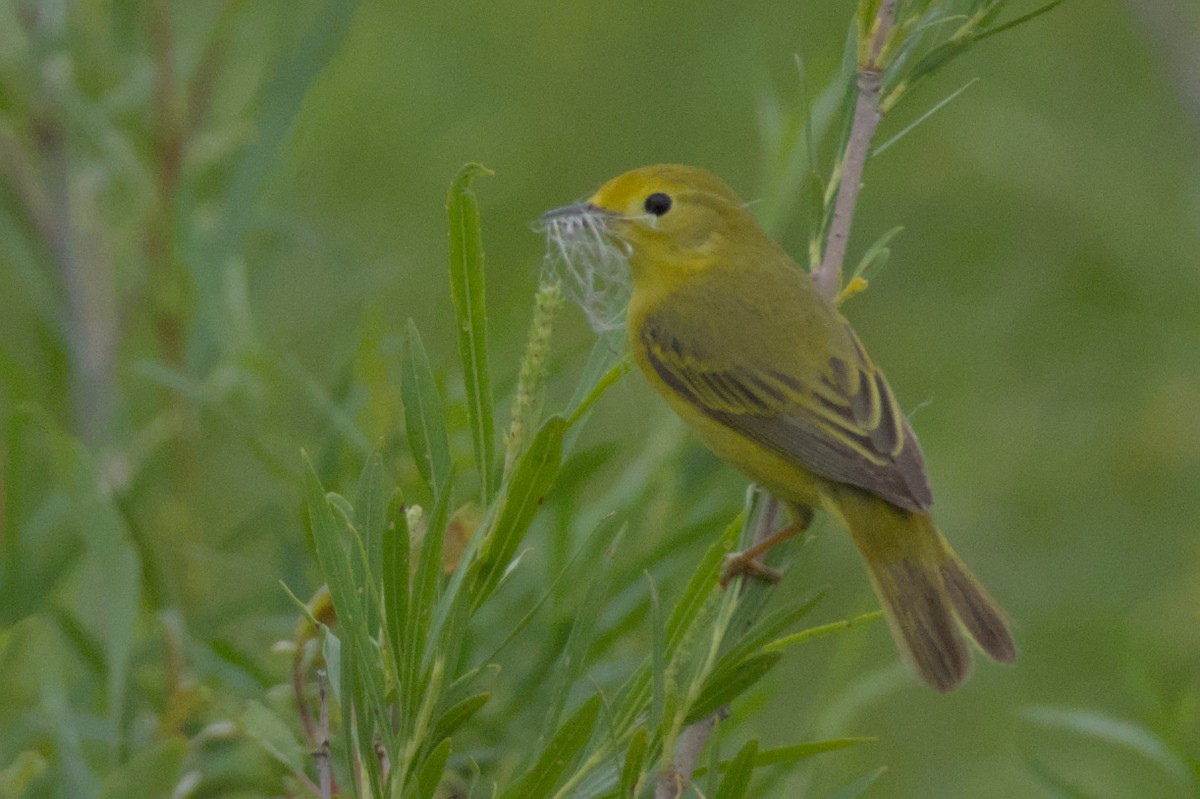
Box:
[538,202,613,225]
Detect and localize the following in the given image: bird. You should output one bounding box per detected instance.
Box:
[541,164,1015,691]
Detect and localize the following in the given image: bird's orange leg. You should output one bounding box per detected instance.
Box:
[720,505,813,588]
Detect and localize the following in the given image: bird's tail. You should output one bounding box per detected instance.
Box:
[831,489,1016,692]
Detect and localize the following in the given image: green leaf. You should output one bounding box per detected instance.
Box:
[403,478,454,733]
[471,416,565,607]
[849,226,903,285]
[430,692,491,744]
[447,162,496,501]
[619,726,650,797]
[322,628,343,708]
[304,459,393,757]
[693,738,874,779]
[715,738,758,799]
[306,463,360,636]
[648,573,666,734]
[401,319,453,498]
[754,738,874,767]
[827,766,886,799]
[667,512,743,654]
[354,451,387,626]
[542,524,620,737]
[719,589,828,664]
[1021,706,1194,787]
[762,611,883,653]
[501,695,602,799]
[1024,756,1102,799]
[873,79,977,156]
[481,513,623,666]
[98,738,186,799]
[416,737,453,799]
[383,489,410,687]
[686,651,782,724]
[242,701,307,776]
[977,0,1067,43]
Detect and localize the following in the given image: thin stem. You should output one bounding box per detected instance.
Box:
[655,497,777,797]
[316,670,333,799]
[659,5,900,791]
[812,0,897,299]
[655,711,727,799]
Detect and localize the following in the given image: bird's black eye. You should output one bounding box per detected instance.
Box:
[644,192,672,217]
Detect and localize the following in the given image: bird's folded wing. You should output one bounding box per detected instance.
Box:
[639,315,932,511]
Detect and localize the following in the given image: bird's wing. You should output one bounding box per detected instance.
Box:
[639,305,933,511]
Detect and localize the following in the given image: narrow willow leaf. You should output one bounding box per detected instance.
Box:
[564,330,626,419]
[383,490,410,686]
[648,573,666,734]
[471,416,565,607]
[305,461,362,650]
[706,720,723,798]
[322,629,342,708]
[720,589,828,664]
[762,611,882,653]
[1024,756,1101,799]
[403,480,453,733]
[828,765,887,799]
[500,695,601,799]
[430,692,491,744]
[619,726,649,797]
[416,737,453,799]
[401,319,452,497]
[752,738,874,767]
[692,738,874,779]
[481,512,623,666]
[304,460,392,755]
[686,651,782,725]
[849,226,903,285]
[242,701,307,776]
[977,0,1066,43]
[542,524,620,738]
[447,163,496,501]
[1021,706,1193,786]
[608,515,742,736]
[666,512,743,654]
[449,660,501,696]
[715,738,758,799]
[354,452,387,627]
[872,80,977,157]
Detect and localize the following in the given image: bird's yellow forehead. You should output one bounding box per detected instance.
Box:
[588,164,744,215]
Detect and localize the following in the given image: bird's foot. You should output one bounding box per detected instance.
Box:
[719,552,783,589]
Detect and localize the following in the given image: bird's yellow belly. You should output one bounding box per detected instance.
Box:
[652,379,828,511]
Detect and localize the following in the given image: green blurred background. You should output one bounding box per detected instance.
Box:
[1,0,1198,796]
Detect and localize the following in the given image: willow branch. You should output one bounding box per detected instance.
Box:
[655,710,727,799]
[655,499,777,798]
[315,669,333,799]
[812,0,897,299]
[659,7,899,794]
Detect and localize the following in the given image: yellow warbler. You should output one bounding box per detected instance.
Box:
[543,164,1015,691]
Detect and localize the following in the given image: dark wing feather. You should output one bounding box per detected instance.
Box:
[641,317,932,511]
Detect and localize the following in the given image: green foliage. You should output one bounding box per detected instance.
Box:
[0,1,1195,798]
[447,164,498,503]
[287,168,884,797]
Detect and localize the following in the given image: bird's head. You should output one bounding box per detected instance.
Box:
[541,164,758,280]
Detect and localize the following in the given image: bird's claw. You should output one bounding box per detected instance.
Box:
[720,553,783,589]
